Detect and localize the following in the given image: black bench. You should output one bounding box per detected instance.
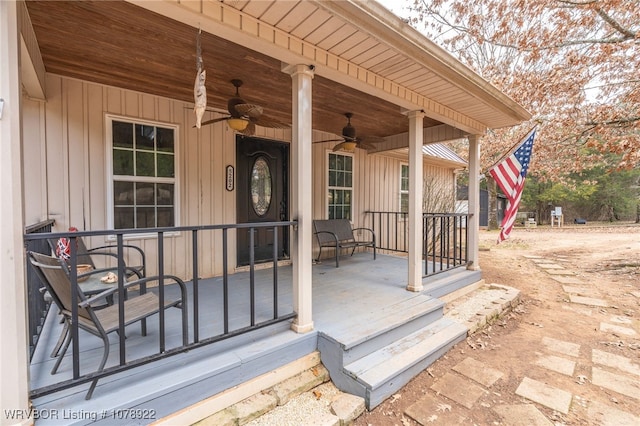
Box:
[313,219,376,267]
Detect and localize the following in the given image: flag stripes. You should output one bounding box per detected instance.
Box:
[488,128,536,243]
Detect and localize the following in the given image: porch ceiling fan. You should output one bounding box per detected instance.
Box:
[314,113,385,152]
[198,79,290,135]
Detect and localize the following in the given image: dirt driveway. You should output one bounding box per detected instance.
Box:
[356,223,640,425]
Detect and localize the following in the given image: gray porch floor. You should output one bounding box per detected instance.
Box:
[29,253,475,424]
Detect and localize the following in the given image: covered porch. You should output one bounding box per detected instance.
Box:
[2,1,531,423]
[29,250,478,424]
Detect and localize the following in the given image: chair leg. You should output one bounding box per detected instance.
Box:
[335,248,339,268]
[85,335,110,400]
[51,329,72,375]
[51,319,70,358]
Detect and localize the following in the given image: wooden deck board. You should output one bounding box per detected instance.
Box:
[29,253,478,424]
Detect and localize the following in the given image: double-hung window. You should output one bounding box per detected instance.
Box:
[327,152,353,220]
[400,164,409,213]
[107,115,178,231]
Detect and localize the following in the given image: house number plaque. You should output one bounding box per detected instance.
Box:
[226,165,234,191]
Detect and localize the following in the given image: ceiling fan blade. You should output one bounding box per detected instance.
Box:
[358,142,377,151]
[313,138,345,144]
[254,115,291,129]
[234,103,263,118]
[197,116,230,127]
[360,135,386,144]
[240,122,257,136]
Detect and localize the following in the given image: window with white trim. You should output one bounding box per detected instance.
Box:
[327,152,353,220]
[107,116,178,230]
[400,164,409,213]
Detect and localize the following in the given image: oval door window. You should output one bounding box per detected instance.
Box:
[251,156,272,216]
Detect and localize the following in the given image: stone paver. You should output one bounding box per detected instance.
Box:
[592,367,640,399]
[600,322,637,337]
[587,400,640,426]
[404,393,467,425]
[535,354,576,376]
[562,285,601,297]
[569,294,609,307]
[430,372,486,409]
[541,336,581,357]
[330,393,365,424]
[235,393,278,425]
[271,365,330,405]
[610,315,633,324]
[551,275,584,284]
[593,349,640,377]
[515,377,572,414]
[452,357,504,387]
[537,263,564,269]
[493,404,553,426]
[561,305,593,316]
[545,269,575,276]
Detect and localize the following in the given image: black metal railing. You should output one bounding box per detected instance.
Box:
[366,211,469,277]
[366,211,409,253]
[24,221,297,398]
[24,219,56,358]
[423,213,469,276]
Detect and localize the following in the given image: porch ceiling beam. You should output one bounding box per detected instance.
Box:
[18,1,45,99]
[126,0,488,135]
[369,124,468,154]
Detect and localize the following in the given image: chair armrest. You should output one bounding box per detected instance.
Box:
[314,230,340,245]
[352,227,376,243]
[88,244,146,275]
[80,275,187,307]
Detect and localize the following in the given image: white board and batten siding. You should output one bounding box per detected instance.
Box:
[23,75,460,280]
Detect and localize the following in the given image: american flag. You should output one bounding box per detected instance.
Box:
[488,128,536,243]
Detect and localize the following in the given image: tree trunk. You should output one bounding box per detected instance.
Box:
[486,176,499,230]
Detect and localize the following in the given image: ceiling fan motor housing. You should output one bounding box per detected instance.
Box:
[228,97,246,118]
[342,123,356,140]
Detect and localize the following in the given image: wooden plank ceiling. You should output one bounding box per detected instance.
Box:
[24,0,532,141]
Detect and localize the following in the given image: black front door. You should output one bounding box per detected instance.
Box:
[236,136,289,266]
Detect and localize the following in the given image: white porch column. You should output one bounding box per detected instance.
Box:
[407,110,424,292]
[283,64,314,333]
[467,135,481,270]
[1,2,31,425]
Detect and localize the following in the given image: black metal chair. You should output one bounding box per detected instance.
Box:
[28,251,188,400]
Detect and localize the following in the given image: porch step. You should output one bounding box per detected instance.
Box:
[343,317,467,408]
[317,293,468,410]
[422,268,482,299]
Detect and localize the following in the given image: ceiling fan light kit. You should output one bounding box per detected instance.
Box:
[339,142,357,152]
[227,118,249,131]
